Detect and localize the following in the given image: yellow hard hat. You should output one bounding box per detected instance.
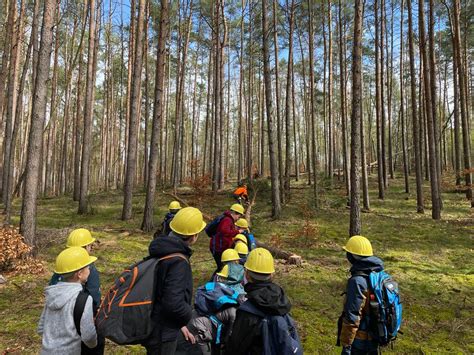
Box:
[221,249,240,262]
[230,203,245,215]
[234,241,249,255]
[343,235,373,256]
[235,218,249,229]
[66,228,95,248]
[244,247,275,274]
[168,201,182,210]
[233,234,248,245]
[216,264,229,278]
[54,247,97,274]
[170,207,207,236]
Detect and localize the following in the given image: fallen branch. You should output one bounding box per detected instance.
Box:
[162,191,213,221]
[256,241,302,265]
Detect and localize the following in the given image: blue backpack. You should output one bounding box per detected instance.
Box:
[244,232,257,251]
[205,214,225,238]
[239,301,303,355]
[367,271,402,346]
[194,282,241,344]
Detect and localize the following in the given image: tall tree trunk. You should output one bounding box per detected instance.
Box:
[141,0,169,232]
[349,0,363,236]
[122,0,146,220]
[262,0,282,218]
[284,0,295,193]
[20,0,56,247]
[273,0,284,202]
[453,0,473,206]
[308,0,319,205]
[375,0,384,199]
[338,0,349,197]
[327,0,334,183]
[400,0,409,193]
[78,0,97,214]
[419,0,441,219]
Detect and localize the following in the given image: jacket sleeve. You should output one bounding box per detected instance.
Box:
[340,276,367,347]
[85,264,101,309]
[80,296,98,349]
[226,310,260,355]
[37,305,46,335]
[161,260,193,327]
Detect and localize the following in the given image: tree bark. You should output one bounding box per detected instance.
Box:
[141,0,169,232]
[20,0,56,247]
[400,0,409,193]
[349,0,363,236]
[262,0,282,218]
[122,0,146,220]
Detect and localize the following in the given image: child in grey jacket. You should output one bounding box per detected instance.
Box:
[38,247,98,354]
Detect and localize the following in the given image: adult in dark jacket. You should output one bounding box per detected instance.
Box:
[338,235,384,355]
[143,206,206,355]
[227,248,295,355]
[153,201,182,239]
[210,204,245,271]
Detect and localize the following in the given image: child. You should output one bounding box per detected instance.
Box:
[38,247,98,354]
[154,201,182,238]
[234,242,249,265]
[235,218,257,251]
[49,229,101,311]
[232,183,248,204]
[227,248,302,354]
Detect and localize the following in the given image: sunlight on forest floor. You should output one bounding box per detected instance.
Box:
[1,175,473,353]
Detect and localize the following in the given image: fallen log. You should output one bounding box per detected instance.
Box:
[256,241,303,265]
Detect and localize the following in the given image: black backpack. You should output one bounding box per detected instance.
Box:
[205,214,225,238]
[95,253,188,345]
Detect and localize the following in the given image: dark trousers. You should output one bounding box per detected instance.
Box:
[212,252,223,274]
[144,326,178,355]
[351,348,379,355]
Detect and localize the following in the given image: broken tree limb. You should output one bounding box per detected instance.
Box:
[162,191,213,221]
[256,241,302,265]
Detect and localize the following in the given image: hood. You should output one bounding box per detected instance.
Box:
[350,255,384,274]
[223,211,235,220]
[44,282,83,311]
[148,234,192,258]
[244,282,291,316]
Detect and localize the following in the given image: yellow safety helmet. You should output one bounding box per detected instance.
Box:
[168,201,182,211]
[233,234,248,245]
[216,264,229,278]
[343,235,373,256]
[244,247,275,274]
[66,228,95,248]
[170,207,207,236]
[230,203,245,215]
[234,242,249,255]
[235,218,249,229]
[221,249,240,263]
[54,247,97,274]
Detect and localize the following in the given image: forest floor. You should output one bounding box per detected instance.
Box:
[0,175,473,354]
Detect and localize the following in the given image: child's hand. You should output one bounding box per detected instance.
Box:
[181,326,196,344]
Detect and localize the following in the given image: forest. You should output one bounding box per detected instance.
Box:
[0,0,473,353]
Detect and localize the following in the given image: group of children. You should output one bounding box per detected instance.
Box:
[38,199,391,355]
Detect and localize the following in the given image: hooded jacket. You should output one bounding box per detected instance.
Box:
[37,282,97,354]
[340,255,384,351]
[210,211,240,253]
[227,282,291,355]
[148,234,193,342]
[49,263,101,310]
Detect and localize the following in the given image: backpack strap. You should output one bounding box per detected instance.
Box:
[74,291,89,336]
[157,252,189,263]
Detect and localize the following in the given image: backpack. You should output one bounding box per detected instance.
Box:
[194,282,241,344]
[95,253,188,345]
[367,270,402,346]
[245,232,257,251]
[205,214,225,238]
[239,301,303,355]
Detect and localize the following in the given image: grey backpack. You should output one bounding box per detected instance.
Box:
[95,253,188,345]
